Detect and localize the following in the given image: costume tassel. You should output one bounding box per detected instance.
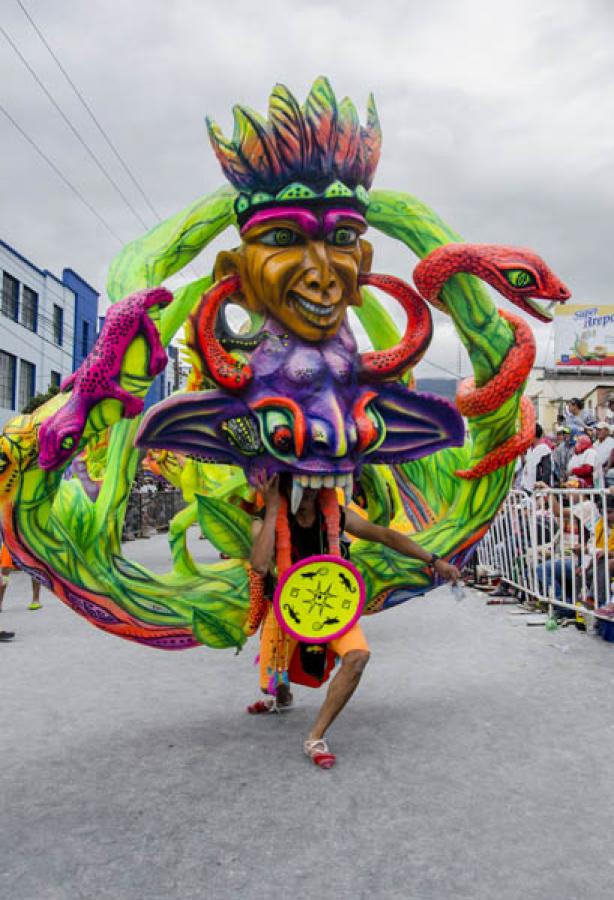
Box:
[267,672,279,696]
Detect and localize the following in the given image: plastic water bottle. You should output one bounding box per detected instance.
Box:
[450,581,465,602]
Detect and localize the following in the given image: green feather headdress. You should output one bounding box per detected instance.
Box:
[206,76,382,222]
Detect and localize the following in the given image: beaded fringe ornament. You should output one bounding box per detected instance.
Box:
[264,488,342,695]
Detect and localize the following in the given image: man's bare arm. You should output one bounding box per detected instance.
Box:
[249,473,280,575]
[343,508,460,582]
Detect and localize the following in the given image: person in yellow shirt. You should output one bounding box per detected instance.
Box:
[583,495,614,606]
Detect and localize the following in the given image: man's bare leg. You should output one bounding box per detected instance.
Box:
[29,578,42,610]
[307,650,370,742]
[247,682,293,713]
[0,568,9,611]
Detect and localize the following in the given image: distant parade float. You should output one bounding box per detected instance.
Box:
[0,77,570,659]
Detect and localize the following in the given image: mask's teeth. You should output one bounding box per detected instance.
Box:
[308,475,323,489]
[291,477,304,515]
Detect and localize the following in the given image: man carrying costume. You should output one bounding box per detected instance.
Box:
[201,81,460,766]
[29,76,568,766]
[250,474,459,768]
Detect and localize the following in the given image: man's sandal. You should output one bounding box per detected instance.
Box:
[303,738,336,769]
[246,697,293,714]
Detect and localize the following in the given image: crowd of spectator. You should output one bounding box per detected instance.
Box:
[486,396,614,614]
[517,395,614,492]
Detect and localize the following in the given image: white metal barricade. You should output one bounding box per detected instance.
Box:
[478,488,613,618]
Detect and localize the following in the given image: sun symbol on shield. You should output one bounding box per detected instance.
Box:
[302,581,336,616]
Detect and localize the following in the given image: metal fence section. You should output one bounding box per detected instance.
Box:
[123,488,185,540]
[478,488,613,618]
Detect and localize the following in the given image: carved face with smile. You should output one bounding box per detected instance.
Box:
[215,207,373,342]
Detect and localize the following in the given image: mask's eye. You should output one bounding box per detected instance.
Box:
[261,411,297,458]
[0,451,9,474]
[259,228,301,248]
[328,227,358,247]
[504,269,536,289]
[60,436,75,451]
[251,397,307,460]
[271,424,293,453]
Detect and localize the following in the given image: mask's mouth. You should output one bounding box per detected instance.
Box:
[287,290,341,327]
[290,471,353,512]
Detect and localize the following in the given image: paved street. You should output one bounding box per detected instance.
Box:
[2,529,614,900]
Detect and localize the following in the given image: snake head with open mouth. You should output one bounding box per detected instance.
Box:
[413,243,571,323]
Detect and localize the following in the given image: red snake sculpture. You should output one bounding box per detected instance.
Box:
[413,243,570,479]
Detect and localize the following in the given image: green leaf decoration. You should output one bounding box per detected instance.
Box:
[192,608,246,650]
[111,555,157,584]
[195,494,253,559]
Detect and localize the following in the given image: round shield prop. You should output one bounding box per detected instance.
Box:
[273,554,365,643]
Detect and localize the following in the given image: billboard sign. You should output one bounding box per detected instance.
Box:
[554,304,614,367]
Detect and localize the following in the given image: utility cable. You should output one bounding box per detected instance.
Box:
[15,0,163,224]
[12,2,207,285]
[0,21,152,232]
[0,102,124,245]
[420,356,463,380]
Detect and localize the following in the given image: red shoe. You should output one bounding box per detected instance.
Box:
[304,738,336,769]
[246,697,293,714]
[246,699,275,714]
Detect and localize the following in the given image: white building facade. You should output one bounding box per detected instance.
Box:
[0,240,97,429]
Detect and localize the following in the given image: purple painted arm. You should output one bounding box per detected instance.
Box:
[39,288,172,470]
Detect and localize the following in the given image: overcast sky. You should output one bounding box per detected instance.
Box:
[2,0,613,378]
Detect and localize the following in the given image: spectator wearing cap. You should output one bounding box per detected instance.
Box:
[605,394,614,429]
[594,422,614,488]
[565,434,597,488]
[564,397,597,434]
[552,426,573,486]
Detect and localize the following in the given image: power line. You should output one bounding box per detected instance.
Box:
[0,102,124,244]
[12,1,206,286]
[0,21,152,233]
[1,309,79,360]
[421,357,462,380]
[15,0,163,224]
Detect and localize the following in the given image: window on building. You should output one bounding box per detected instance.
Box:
[2,273,19,322]
[81,320,90,357]
[50,370,61,390]
[18,360,36,411]
[21,286,38,332]
[0,351,16,409]
[53,304,64,346]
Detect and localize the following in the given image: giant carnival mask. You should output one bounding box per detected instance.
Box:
[135,80,464,503]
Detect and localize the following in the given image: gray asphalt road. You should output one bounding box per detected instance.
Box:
[2,529,614,900]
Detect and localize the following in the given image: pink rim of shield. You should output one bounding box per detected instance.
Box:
[273,554,366,644]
